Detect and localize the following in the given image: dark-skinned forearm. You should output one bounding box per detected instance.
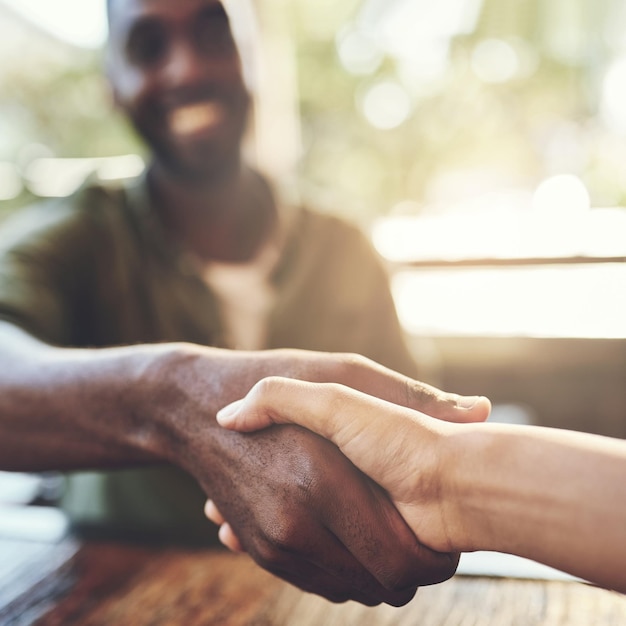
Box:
[0,322,189,470]
[0,323,346,472]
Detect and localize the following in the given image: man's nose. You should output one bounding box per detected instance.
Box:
[162,40,206,88]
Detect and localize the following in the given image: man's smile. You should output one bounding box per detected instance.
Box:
[169,101,227,136]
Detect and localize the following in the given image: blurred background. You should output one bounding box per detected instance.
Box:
[0,0,624,517]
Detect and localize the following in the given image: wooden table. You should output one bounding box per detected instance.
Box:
[2,538,626,626]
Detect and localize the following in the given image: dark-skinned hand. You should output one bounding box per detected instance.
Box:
[150,347,489,605]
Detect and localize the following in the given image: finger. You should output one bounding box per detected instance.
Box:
[219,523,245,552]
[316,470,459,592]
[216,378,468,566]
[204,499,226,525]
[342,356,491,424]
[404,379,491,424]
[217,377,357,436]
[228,423,458,596]
[262,554,390,606]
[217,377,490,436]
[216,377,453,511]
[218,378,425,471]
[217,396,271,431]
[248,521,417,606]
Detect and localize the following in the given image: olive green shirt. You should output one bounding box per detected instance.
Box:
[0,174,417,544]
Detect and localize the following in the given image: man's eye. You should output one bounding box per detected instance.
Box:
[127,24,168,67]
[193,11,236,57]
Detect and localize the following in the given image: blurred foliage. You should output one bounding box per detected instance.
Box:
[3,63,140,159]
[2,0,626,222]
[287,0,626,221]
[0,4,143,215]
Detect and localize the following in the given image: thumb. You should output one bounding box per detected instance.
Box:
[216,378,321,432]
[217,377,378,438]
[215,376,431,457]
[402,380,491,424]
[215,377,442,497]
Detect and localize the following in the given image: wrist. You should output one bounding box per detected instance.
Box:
[32,342,184,466]
[129,342,212,463]
[438,424,495,553]
[445,423,523,553]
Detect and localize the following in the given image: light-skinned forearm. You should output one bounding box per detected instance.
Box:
[215,377,625,593]
[443,423,626,592]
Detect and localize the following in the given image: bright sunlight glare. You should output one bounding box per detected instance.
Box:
[601,55,626,135]
[0,0,107,49]
[531,174,591,215]
[360,80,412,130]
[393,264,626,338]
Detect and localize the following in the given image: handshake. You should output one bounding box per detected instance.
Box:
[192,351,491,607]
[197,357,626,601]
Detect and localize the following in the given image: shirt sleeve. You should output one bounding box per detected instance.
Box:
[0,195,100,346]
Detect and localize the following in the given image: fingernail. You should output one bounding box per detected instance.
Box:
[457,395,482,409]
[216,398,244,424]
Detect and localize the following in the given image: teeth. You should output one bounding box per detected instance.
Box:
[170,102,224,135]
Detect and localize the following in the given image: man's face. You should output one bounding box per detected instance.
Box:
[106,0,251,181]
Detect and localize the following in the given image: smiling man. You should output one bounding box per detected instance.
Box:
[0,0,487,606]
[107,0,250,181]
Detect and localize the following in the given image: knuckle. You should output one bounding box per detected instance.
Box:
[292,464,317,500]
[382,587,419,607]
[321,382,372,430]
[378,559,421,591]
[323,382,352,416]
[396,545,459,588]
[427,552,460,585]
[263,519,303,553]
[344,352,373,375]
[285,433,330,489]
[324,592,355,605]
[406,379,447,411]
[253,538,287,569]
[368,541,433,591]
[340,351,369,368]
[332,352,369,382]
[250,376,285,401]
